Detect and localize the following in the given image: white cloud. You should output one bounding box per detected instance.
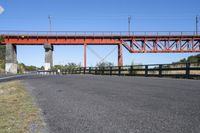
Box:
[0,5,5,14]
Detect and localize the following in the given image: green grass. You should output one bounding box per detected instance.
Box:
[0,81,45,133]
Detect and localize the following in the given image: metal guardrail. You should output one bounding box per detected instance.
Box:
[52,62,200,79]
[0,31,200,36]
[36,70,58,75]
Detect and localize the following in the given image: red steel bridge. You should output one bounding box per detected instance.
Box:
[0,31,200,72]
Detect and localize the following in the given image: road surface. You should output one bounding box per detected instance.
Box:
[1,75,200,133]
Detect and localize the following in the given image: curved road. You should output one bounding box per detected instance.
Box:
[2,75,200,133]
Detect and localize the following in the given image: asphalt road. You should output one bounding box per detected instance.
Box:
[0,74,29,82]
[10,75,200,133]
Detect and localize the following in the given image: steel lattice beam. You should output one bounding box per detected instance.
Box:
[121,37,200,53]
[0,34,200,53]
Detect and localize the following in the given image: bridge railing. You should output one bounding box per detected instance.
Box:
[0,31,199,36]
[61,62,200,79]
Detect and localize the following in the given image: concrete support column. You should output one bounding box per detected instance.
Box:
[6,44,17,74]
[118,44,123,66]
[44,44,53,70]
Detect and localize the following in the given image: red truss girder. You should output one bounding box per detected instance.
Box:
[2,37,120,45]
[1,35,200,53]
[122,37,200,53]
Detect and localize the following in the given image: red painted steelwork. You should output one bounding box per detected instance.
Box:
[118,44,123,66]
[1,33,200,67]
[121,36,200,53]
[1,35,200,54]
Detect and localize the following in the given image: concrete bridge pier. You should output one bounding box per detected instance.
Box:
[44,44,53,70]
[5,44,18,74]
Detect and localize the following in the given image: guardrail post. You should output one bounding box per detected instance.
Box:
[72,69,74,74]
[118,66,121,76]
[74,68,76,74]
[79,68,81,74]
[89,67,91,74]
[159,65,162,77]
[145,65,148,77]
[95,67,97,75]
[110,67,112,76]
[84,67,86,74]
[130,66,133,76]
[101,67,104,75]
[69,69,71,74]
[186,63,190,79]
[75,68,78,74]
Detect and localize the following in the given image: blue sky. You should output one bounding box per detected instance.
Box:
[0,0,200,67]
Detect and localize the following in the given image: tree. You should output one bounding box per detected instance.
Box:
[63,63,81,71]
[40,66,45,70]
[0,36,4,43]
[18,63,25,74]
[52,62,81,71]
[0,45,5,59]
[0,45,5,73]
[53,65,63,70]
[175,54,200,63]
[179,58,187,63]
[96,61,114,68]
[17,63,38,73]
[187,54,200,63]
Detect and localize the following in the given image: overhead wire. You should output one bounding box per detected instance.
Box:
[99,46,118,63]
[87,46,103,60]
[87,45,118,64]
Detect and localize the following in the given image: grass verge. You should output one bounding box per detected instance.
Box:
[0,80,45,133]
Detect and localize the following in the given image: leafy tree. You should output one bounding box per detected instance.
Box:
[187,54,200,63]
[66,63,80,70]
[176,54,200,63]
[18,63,25,74]
[0,36,4,42]
[0,45,5,73]
[0,45,5,59]
[52,62,81,71]
[53,65,63,70]
[96,61,114,68]
[179,58,187,63]
[18,63,38,73]
[25,65,37,71]
[40,66,45,70]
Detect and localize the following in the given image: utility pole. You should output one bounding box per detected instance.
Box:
[128,16,131,35]
[48,15,52,32]
[196,15,199,35]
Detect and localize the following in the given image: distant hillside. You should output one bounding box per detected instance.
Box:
[175,54,200,63]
